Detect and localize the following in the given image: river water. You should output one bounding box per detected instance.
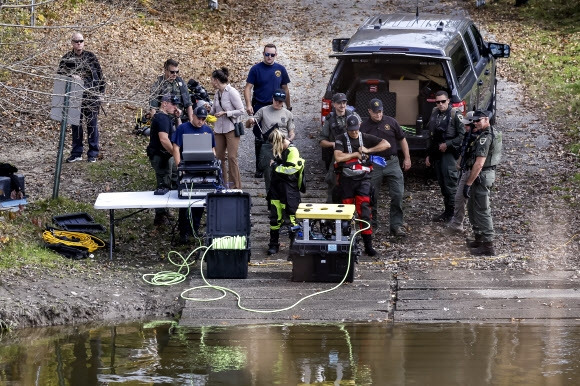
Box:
[1,322,579,385]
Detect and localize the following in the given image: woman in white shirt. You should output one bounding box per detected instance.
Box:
[209,67,245,189]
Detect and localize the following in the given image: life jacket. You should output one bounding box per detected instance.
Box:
[466,126,502,168]
[336,132,373,177]
[321,108,355,165]
[483,126,502,168]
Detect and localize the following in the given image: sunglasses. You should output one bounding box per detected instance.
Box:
[435,100,447,104]
[472,119,482,123]
[169,70,179,74]
[263,53,276,57]
[72,40,84,43]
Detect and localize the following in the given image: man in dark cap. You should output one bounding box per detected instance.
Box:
[147,94,181,226]
[171,106,216,241]
[246,88,295,192]
[462,110,502,256]
[360,98,411,237]
[319,92,361,202]
[334,115,390,256]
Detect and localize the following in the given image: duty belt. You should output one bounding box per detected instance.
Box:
[482,166,496,171]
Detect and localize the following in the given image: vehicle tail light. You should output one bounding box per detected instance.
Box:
[321,98,331,124]
[452,100,467,115]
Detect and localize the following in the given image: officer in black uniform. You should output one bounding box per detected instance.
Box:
[462,110,502,255]
[147,94,180,226]
[319,93,361,203]
[425,91,465,222]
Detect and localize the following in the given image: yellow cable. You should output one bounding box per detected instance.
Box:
[42,230,105,253]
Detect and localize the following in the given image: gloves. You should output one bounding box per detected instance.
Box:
[463,184,472,199]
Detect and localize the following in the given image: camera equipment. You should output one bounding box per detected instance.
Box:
[187,79,212,107]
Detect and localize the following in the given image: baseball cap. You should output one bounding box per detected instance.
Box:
[194,106,208,118]
[161,94,179,105]
[460,111,475,125]
[346,115,360,131]
[472,110,491,120]
[273,88,286,102]
[332,93,347,103]
[369,98,383,113]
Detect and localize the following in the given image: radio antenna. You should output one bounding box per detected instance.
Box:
[415,0,419,23]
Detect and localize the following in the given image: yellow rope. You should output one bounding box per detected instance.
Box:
[42,230,105,253]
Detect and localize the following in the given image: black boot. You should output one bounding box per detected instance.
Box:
[432,204,454,223]
[466,234,483,248]
[470,241,496,256]
[362,234,377,257]
[267,229,280,255]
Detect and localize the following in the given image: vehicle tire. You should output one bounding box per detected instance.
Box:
[489,79,497,125]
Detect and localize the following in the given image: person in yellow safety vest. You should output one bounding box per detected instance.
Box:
[266,129,305,255]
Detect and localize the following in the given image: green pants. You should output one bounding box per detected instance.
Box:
[449,169,471,229]
[434,152,459,208]
[467,169,495,242]
[369,156,404,231]
[149,154,177,215]
[324,161,339,203]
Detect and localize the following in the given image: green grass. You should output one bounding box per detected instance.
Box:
[482,0,580,153]
[0,197,105,269]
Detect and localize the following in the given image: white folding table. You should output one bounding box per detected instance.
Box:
[94,190,205,259]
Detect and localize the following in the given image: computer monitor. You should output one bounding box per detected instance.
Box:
[181,134,215,163]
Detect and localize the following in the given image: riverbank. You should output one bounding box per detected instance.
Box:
[1,0,579,330]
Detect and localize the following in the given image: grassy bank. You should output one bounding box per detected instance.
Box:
[479,0,580,152]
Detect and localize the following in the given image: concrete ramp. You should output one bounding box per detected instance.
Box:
[394,270,580,323]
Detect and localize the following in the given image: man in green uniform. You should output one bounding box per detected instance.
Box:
[463,110,502,256]
[150,59,193,123]
[360,98,411,237]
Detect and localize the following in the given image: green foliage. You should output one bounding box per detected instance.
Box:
[485,0,580,153]
[521,0,580,32]
[0,197,107,269]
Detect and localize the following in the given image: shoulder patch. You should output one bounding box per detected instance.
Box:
[479,137,487,145]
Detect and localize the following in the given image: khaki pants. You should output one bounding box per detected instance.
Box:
[215,131,242,189]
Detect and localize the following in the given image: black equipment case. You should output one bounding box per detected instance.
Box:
[289,203,359,283]
[290,239,357,283]
[204,192,251,279]
[0,174,25,201]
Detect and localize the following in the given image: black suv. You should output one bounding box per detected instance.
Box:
[322,13,510,152]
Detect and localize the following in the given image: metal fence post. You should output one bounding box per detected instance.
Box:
[52,78,71,199]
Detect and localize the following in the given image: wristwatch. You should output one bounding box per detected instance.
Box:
[287,106,293,111]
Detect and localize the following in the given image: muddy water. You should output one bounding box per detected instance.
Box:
[1,322,579,385]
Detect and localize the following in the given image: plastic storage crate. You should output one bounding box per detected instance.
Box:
[52,212,106,234]
[0,174,25,201]
[205,192,251,279]
[290,242,356,283]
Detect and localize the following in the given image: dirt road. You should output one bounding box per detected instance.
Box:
[1,0,578,329]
